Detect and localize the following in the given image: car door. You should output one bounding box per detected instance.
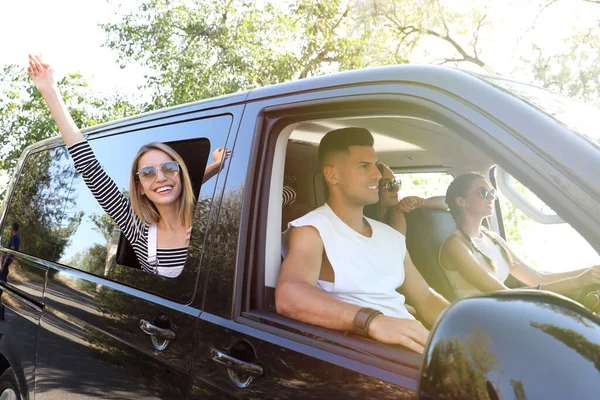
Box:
[186,68,600,398]
[27,110,239,399]
[0,147,63,400]
[186,91,427,399]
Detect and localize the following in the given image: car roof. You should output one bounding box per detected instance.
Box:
[21,65,535,155]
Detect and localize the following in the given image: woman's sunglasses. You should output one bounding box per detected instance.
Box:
[477,187,497,200]
[136,161,180,182]
[379,178,402,192]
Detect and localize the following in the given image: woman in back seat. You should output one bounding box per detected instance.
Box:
[439,173,600,298]
[364,162,446,236]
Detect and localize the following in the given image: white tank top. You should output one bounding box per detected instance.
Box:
[441,230,511,298]
[283,203,414,320]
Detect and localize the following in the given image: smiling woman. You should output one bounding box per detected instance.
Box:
[27,54,229,277]
[439,172,600,298]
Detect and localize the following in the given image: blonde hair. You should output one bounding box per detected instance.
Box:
[129,142,195,228]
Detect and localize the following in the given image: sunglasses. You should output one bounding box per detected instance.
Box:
[476,187,497,200]
[379,178,402,192]
[136,161,180,182]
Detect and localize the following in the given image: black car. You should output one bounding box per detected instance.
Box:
[0,65,598,399]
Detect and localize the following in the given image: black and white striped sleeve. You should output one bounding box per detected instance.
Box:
[68,140,141,242]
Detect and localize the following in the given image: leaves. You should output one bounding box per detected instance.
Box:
[0,64,142,199]
[101,0,373,108]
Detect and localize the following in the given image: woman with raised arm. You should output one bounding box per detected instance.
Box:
[439,172,600,298]
[28,55,228,277]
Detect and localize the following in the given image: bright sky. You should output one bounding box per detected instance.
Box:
[0,0,146,97]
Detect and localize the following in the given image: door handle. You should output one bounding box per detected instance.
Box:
[211,348,264,377]
[139,319,176,341]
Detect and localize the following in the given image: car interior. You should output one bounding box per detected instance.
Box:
[254,111,532,367]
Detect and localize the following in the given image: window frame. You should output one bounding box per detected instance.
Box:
[1,112,235,304]
[238,93,506,376]
[232,84,600,378]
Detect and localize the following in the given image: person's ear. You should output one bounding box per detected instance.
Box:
[139,181,146,196]
[455,197,466,208]
[323,165,338,186]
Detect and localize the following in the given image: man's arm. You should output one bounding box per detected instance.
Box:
[276,226,359,330]
[276,226,430,353]
[399,250,450,328]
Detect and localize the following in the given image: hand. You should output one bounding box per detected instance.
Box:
[368,314,429,354]
[185,227,192,243]
[27,54,56,93]
[397,196,424,213]
[212,148,232,164]
[574,265,600,288]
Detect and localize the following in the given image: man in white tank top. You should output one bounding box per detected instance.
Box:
[277,128,449,354]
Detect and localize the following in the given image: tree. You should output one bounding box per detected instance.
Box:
[101,0,373,108]
[363,0,493,70]
[2,148,83,262]
[0,64,140,197]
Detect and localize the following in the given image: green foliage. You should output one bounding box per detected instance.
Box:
[101,0,374,108]
[0,64,141,199]
[2,148,83,262]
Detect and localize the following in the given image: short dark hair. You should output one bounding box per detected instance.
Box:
[318,127,374,165]
[11,222,19,232]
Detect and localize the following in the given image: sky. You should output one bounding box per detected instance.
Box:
[0,0,146,97]
[2,0,600,98]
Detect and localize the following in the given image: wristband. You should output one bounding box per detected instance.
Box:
[352,307,383,336]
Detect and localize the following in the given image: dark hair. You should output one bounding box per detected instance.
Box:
[445,173,484,221]
[364,162,388,221]
[318,127,374,166]
[445,173,513,272]
[11,222,19,232]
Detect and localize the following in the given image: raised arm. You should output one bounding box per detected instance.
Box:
[28,55,84,146]
[276,226,429,353]
[203,147,231,183]
[29,55,141,242]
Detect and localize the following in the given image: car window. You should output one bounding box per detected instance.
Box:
[3,114,233,302]
[2,146,78,263]
[394,172,452,199]
[497,173,600,273]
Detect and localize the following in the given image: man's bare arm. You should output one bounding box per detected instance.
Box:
[276,226,361,331]
[276,226,430,354]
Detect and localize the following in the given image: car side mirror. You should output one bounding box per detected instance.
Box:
[418,290,600,399]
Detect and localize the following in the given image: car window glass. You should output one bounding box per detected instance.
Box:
[4,114,232,302]
[498,176,600,273]
[2,147,78,262]
[394,172,452,199]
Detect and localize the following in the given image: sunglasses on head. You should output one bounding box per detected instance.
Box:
[477,187,497,200]
[379,178,402,192]
[136,161,180,182]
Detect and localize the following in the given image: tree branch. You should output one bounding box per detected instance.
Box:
[422,28,487,68]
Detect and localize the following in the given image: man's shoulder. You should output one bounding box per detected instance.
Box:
[290,205,331,226]
[367,216,406,239]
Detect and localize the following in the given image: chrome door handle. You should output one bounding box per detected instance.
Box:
[210,348,264,377]
[139,319,176,340]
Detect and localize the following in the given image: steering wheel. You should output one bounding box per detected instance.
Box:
[576,284,600,315]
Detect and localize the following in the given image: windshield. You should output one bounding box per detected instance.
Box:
[481,76,600,149]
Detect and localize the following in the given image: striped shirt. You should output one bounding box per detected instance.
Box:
[68,140,187,278]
